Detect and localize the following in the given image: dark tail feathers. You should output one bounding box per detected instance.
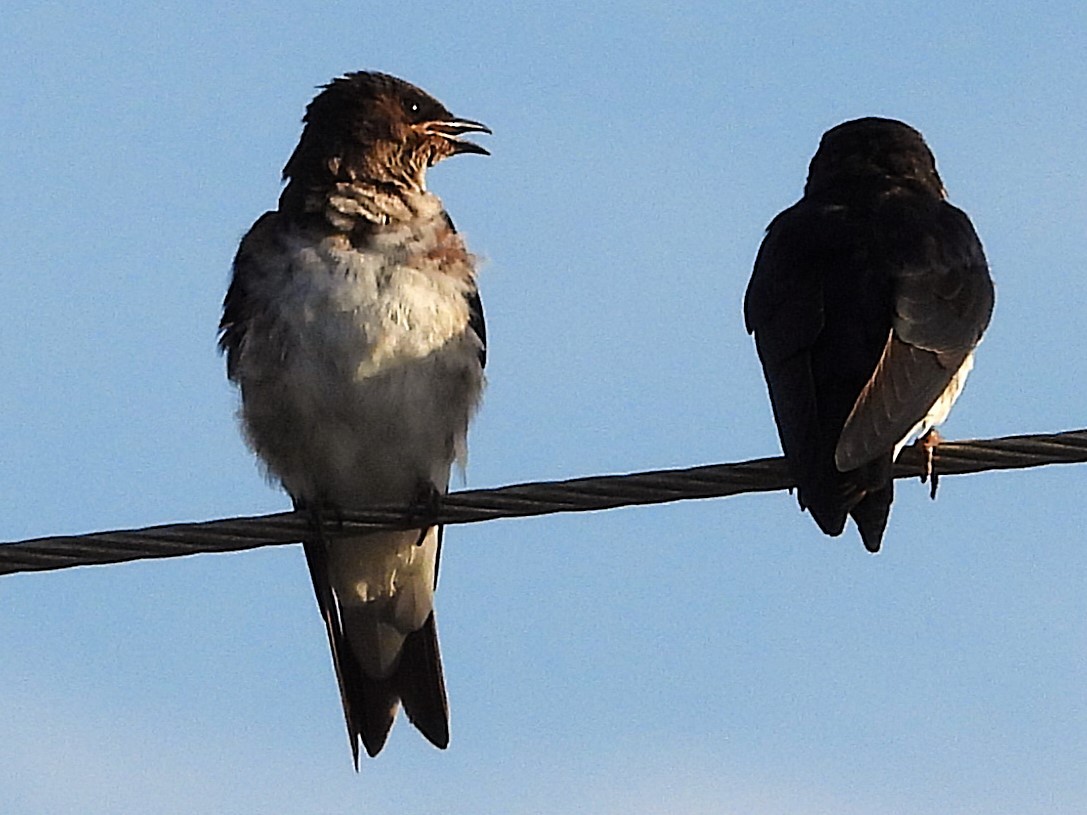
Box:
[303,539,449,768]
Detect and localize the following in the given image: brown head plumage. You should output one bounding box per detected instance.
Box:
[805,117,945,199]
[282,71,490,196]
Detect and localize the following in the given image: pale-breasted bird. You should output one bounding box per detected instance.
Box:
[744,117,994,552]
[219,71,489,765]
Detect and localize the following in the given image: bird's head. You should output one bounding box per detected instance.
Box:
[805,117,945,199]
[282,71,490,194]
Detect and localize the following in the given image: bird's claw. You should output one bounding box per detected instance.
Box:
[916,429,942,500]
[408,480,443,546]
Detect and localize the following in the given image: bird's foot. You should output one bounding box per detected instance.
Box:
[408,480,443,546]
[916,429,942,500]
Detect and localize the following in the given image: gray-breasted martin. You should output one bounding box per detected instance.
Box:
[220,71,489,765]
[745,117,994,552]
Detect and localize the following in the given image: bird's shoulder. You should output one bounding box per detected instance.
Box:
[744,198,864,364]
[746,189,989,330]
[219,211,286,378]
[882,196,994,354]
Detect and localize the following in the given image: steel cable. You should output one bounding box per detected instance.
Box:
[2,428,1084,576]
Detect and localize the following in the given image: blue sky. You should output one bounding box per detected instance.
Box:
[2,2,1085,813]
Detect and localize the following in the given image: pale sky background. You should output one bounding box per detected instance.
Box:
[2,3,1085,814]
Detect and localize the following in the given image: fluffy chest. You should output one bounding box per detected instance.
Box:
[277,228,475,380]
[233,216,485,504]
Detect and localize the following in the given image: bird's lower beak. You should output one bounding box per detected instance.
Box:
[426,118,492,156]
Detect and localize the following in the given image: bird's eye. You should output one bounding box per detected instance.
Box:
[408,102,420,114]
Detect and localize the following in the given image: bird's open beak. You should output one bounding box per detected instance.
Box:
[424,118,492,156]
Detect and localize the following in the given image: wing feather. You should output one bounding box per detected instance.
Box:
[836,203,993,470]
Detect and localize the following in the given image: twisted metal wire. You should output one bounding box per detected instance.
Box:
[2,428,1084,576]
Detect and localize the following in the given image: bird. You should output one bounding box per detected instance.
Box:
[744,117,994,553]
[218,71,490,766]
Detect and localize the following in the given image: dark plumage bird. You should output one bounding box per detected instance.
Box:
[744,117,994,552]
[219,71,489,765]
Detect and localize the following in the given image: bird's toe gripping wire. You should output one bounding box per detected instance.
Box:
[408,480,443,546]
[917,429,943,500]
